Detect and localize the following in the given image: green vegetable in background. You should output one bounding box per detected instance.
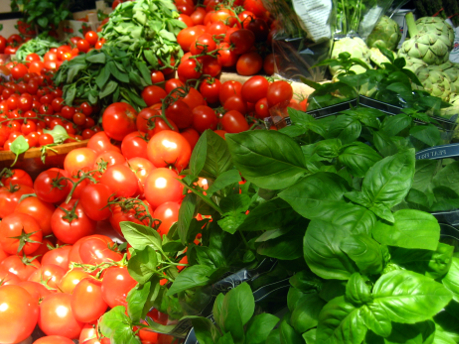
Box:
[13,35,61,62]
[366,16,401,51]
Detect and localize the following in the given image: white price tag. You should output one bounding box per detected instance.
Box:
[292,0,332,42]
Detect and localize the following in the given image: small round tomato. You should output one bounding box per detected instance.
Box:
[41,245,72,270]
[165,99,193,129]
[0,255,40,281]
[154,201,180,236]
[102,102,138,141]
[144,168,184,209]
[64,147,97,176]
[192,105,218,133]
[241,75,269,104]
[34,168,70,204]
[100,165,139,198]
[224,95,248,115]
[0,183,35,219]
[27,264,66,289]
[101,266,137,309]
[125,157,155,188]
[141,85,167,107]
[87,131,120,154]
[39,293,84,339]
[33,335,75,344]
[147,130,191,171]
[94,150,126,171]
[199,78,221,104]
[229,29,255,54]
[0,213,42,255]
[180,127,200,150]
[1,168,33,188]
[51,199,97,244]
[0,285,39,343]
[58,268,91,294]
[266,80,293,107]
[150,70,165,84]
[17,280,51,304]
[84,31,99,46]
[176,25,206,52]
[121,131,149,160]
[11,63,28,80]
[71,278,107,323]
[219,80,242,105]
[237,51,263,76]
[254,97,270,119]
[221,110,249,133]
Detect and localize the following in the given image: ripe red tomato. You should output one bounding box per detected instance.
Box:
[85,31,99,46]
[254,97,270,119]
[101,266,137,309]
[0,36,6,54]
[246,18,269,41]
[241,75,269,104]
[224,95,248,114]
[0,213,42,255]
[79,236,121,265]
[33,335,75,344]
[41,245,72,270]
[177,58,202,82]
[77,39,90,53]
[141,85,167,107]
[266,80,293,107]
[126,157,155,188]
[34,168,71,204]
[39,293,84,339]
[221,110,249,133]
[147,130,191,171]
[0,183,35,219]
[165,78,185,94]
[0,285,39,343]
[236,51,263,76]
[190,7,207,25]
[79,183,113,222]
[150,70,165,84]
[229,29,255,54]
[180,127,200,150]
[64,147,97,176]
[144,168,184,209]
[100,164,139,198]
[27,264,66,289]
[102,102,138,141]
[154,201,181,236]
[51,199,97,244]
[87,131,120,154]
[59,268,91,294]
[1,168,33,187]
[219,80,242,105]
[177,25,206,52]
[199,78,221,104]
[201,56,222,77]
[165,99,193,129]
[11,63,28,80]
[192,105,218,133]
[17,280,51,304]
[71,278,108,323]
[109,200,154,234]
[0,255,40,281]
[178,87,205,110]
[94,150,126,170]
[121,131,149,160]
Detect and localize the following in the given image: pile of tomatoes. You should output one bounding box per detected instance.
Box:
[0,58,102,151]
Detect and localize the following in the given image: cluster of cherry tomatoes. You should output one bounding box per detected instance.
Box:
[0,33,29,56]
[173,0,277,81]
[0,58,103,151]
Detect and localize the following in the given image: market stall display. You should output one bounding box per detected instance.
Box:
[0,0,458,343]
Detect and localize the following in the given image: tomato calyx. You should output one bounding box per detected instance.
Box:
[59,199,80,223]
[65,169,100,203]
[20,252,40,267]
[71,254,128,279]
[8,227,42,254]
[107,197,159,229]
[5,182,21,193]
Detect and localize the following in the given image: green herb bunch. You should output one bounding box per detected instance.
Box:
[53,45,153,111]
[100,0,186,71]
[10,0,72,35]
[13,35,61,62]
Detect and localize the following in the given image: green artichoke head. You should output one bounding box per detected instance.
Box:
[397,55,428,73]
[416,17,454,48]
[367,16,401,51]
[415,66,453,101]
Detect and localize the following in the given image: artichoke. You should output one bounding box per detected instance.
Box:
[440,92,459,120]
[370,47,395,68]
[367,16,401,51]
[330,37,371,76]
[416,66,454,101]
[429,62,459,92]
[398,13,452,65]
[402,56,428,73]
[416,17,454,47]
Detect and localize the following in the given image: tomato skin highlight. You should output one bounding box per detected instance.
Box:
[0,213,42,255]
[71,278,108,323]
[147,130,191,171]
[0,285,39,343]
[144,168,184,209]
[102,102,138,141]
[101,266,137,309]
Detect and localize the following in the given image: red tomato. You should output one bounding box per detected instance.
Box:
[254,97,270,119]
[165,99,193,129]
[71,278,107,323]
[28,264,65,290]
[199,78,221,104]
[100,165,139,198]
[221,110,249,133]
[190,33,217,55]
[109,200,154,235]
[1,168,32,188]
[214,129,227,139]
[0,183,34,219]
[144,168,184,209]
[224,95,248,114]
[192,105,218,133]
[11,63,28,80]
[77,39,90,53]
[125,157,155,187]
[64,147,97,176]
[178,87,205,110]
[0,268,21,286]
[0,255,40,281]
[243,0,268,18]
[219,80,242,105]
[236,51,263,76]
[34,168,71,204]
[241,75,269,103]
[17,280,51,304]
[201,56,222,77]
[142,85,167,107]
[266,80,293,107]
[165,78,185,94]
[51,199,97,244]
[87,131,120,154]
[0,285,39,343]
[121,131,149,160]
[150,70,165,84]
[136,107,160,133]
[79,236,122,265]
[58,268,91,294]
[33,335,75,344]
[180,127,200,150]
[41,245,72,271]
[154,201,180,236]
[0,36,6,53]
[80,183,113,221]
[177,25,206,52]
[0,213,42,255]
[177,58,202,82]
[147,130,191,171]
[39,293,84,338]
[85,31,99,46]
[229,29,255,54]
[102,102,138,141]
[94,150,126,170]
[101,266,137,309]
[190,7,207,25]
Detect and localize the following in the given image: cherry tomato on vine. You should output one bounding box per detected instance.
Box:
[102,102,138,141]
[101,266,137,309]
[141,85,167,107]
[221,110,249,133]
[266,80,293,107]
[236,51,263,76]
[85,31,99,46]
[0,213,42,255]
[100,164,139,198]
[147,130,191,171]
[144,168,184,209]
[192,105,218,133]
[71,278,108,323]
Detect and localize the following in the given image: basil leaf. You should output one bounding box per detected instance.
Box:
[338,142,382,178]
[381,114,412,136]
[246,313,280,344]
[290,293,325,333]
[100,81,118,99]
[167,265,216,296]
[326,115,362,144]
[120,221,162,251]
[10,136,29,167]
[127,246,157,284]
[340,234,384,275]
[126,282,152,323]
[226,130,309,190]
[189,132,207,177]
[177,193,197,245]
[201,130,232,179]
[409,125,442,147]
[279,313,304,344]
[206,169,241,196]
[442,257,459,302]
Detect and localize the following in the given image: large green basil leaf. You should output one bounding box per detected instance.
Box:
[361,303,392,338]
[345,273,372,306]
[167,265,217,296]
[290,293,326,333]
[257,223,305,260]
[433,161,459,195]
[409,125,442,147]
[304,219,358,280]
[279,313,304,344]
[412,160,438,193]
[433,329,456,344]
[226,130,309,189]
[237,198,300,232]
[340,234,384,275]
[187,316,220,344]
[364,321,435,344]
[328,204,377,236]
[347,149,415,210]
[279,172,350,220]
[316,296,367,344]
[373,131,402,157]
[246,313,280,344]
[372,209,440,251]
[390,243,454,279]
[326,115,362,144]
[442,257,459,302]
[372,270,452,323]
[127,246,157,284]
[313,139,342,160]
[381,114,412,136]
[338,142,382,178]
[200,130,233,179]
[319,280,347,302]
[289,270,323,293]
[303,329,317,344]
